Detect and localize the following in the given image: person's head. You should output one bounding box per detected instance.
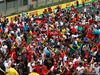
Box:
[87,64,90,68]
[79,62,83,67]
[18,54,21,59]
[53,62,57,66]
[30,59,34,63]
[21,59,24,64]
[94,63,98,67]
[37,61,40,66]
[47,58,51,63]
[33,68,37,72]
[11,64,15,68]
[6,58,9,63]
[39,56,42,60]
[42,65,47,70]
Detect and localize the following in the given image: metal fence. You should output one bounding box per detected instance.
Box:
[0,0,74,17]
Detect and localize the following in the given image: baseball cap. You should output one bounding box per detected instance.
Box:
[53,62,57,65]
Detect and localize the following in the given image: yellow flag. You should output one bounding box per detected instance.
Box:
[30,30,32,35]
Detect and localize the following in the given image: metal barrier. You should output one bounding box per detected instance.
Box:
[0,0,74,17]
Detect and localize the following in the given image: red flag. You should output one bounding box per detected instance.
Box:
[35,19,43,24]
[32,0,35,1]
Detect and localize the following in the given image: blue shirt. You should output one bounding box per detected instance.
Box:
[22,12,26,16]
[23,25,28,32]
[84,38,89,41]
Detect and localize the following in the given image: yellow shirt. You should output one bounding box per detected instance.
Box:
[7,68,18,75]
[62,29,66,34]
[29,72,39,75]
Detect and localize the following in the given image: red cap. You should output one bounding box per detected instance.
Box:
[53,62,57,65]
[42,65,47,68]
[75,61,80,64]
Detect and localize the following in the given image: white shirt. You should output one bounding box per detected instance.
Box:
[73,57,81,64]
[72,34,79,38]
[5,27,8,33]
[54,9,57,14]
[84,8,87,13]
[37,59,42,65]
[16,36,21,45]
[5,61,11,71]
[2,45,7,54]
[28,62,35,73]
[76,66,84,75]
[63,56,67,63]
[55,21,59,27]
[60,21,63,26]
[74,25,78,30]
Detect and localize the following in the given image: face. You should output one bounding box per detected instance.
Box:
[6,59,9,62]
[87,65,90,68]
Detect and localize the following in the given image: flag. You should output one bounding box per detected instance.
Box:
[92,27,100,34]
[29,30,32,35]
[35,18,44,24]
[32,0,35,1]
[69,43,82,52]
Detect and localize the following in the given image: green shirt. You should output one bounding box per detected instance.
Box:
[27,36,31,44]
[78,26,83,31]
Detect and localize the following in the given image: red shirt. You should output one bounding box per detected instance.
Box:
[65,67,72,75]
[83,64,87,68]
[27,55,33,61]
[11,36,15,42]
[10,50,16,60]
[71,5,74,8]
[54,55,59,61]
[74,10,78,14]
[48,8,52,12]
[92,2,96,6]
[32,32,37,36]
[44,10,47,14]
[10,22,14,27]
[61,52,64,61]
[41,69,49,75]
[72,28,76,34]
[36,66,41,74]
[65,61,69,66]
[89,19,93,25]
[98,0,100,5]
[73,64,78,69]
[85,52,89,59]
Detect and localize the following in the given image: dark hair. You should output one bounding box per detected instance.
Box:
[79,62,83,66]
[11,64,15,68]
[33,68,37,72]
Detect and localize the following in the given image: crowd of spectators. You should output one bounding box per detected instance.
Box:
[0,0,100,75]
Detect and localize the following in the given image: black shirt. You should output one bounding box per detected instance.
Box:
[0,62,5,75]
